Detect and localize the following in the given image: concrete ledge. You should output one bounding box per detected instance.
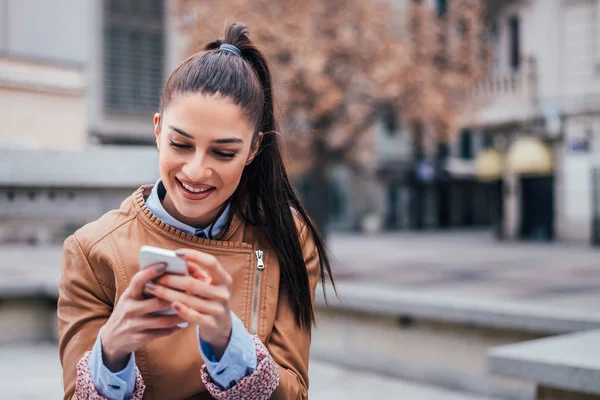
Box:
[0,299,57,343]
[488,330,600,396]
[0,282,58,300]
[0,147,159,187]
[312,345,535,400]
[316,282,600,335]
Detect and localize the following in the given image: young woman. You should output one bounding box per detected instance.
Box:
[58,23,333,400]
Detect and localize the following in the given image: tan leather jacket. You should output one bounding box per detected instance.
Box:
[58,186,320,400]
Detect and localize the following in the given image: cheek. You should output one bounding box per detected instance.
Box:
[158,147,179,169]
[219,160,248,187]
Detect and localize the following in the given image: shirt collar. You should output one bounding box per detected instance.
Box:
[145,179,230,239]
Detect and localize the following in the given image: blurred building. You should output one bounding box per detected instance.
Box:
[325,0,505,234]
[0,0,184,243]
[4,0,600,246]
[353,0,600,246]
[463,0,600,245]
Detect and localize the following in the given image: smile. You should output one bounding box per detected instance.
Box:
[181,182,211,193]
[176,178,216,200]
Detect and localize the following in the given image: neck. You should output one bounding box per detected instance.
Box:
[161,193,223,229]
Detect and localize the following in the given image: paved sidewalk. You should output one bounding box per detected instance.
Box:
[0,343,494,399]
[327,230,600,312]
[2,229,600,312]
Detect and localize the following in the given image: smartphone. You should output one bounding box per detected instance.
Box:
[139,245,188,317]
[140,245,188,275]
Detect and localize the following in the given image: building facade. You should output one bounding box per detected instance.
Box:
[470,0,600,245]
[0,0,184,243]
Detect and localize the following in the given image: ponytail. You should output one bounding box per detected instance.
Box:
[159,23,335,329]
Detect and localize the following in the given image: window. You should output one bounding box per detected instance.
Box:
[490,22,500,71]
[508,15,520,70]
[483,134,494,149]
[103,0,165,113]
[436,0,447,17]
[459,129,474,159]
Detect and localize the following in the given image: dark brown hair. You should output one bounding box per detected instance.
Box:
[158,23,334,330]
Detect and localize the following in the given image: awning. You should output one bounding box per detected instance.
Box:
[474,149,504,181]
[506,137,553,176]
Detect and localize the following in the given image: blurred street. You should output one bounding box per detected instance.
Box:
[0,342,494,400]
[328,230,600,311]
[3,0,600,398]
[1,230,599,398]
[3,230,600,313]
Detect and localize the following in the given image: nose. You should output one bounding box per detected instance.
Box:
[181,150,213,182]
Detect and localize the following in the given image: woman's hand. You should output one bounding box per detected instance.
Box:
[145,249,233,359]
[101,262,186,372]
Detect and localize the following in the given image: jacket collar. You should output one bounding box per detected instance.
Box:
[133,185,246,245]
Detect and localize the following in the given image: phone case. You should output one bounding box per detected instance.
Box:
[139,245,187,275]
[139,245,188,316]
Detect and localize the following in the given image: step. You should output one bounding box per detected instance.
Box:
[1,342,497,399]
[4,271,600,399]
[311,282,600,400]
[488,329,600,398]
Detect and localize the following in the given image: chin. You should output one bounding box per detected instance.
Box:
[176,199,213,217]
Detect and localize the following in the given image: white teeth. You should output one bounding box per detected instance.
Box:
[181,182,211,193]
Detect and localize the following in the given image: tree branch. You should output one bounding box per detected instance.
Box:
[331,105,382,158]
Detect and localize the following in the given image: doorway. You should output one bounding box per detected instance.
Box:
[519,176,554,241]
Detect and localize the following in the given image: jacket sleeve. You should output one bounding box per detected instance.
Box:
[268,222,321,400]
[57,235,144,399]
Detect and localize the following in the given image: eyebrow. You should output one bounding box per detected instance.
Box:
[169,125,244,144]
[213,138,244,144]
[169,125,193,139]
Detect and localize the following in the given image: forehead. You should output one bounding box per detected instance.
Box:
[163,94,254,139]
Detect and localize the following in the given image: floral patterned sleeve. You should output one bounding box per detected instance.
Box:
[75,351,145,400]
[200,335,280,400]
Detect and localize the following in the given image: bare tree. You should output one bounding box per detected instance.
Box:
[174,0,490,231]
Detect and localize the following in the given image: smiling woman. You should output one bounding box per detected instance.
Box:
[155,94,258,228]
[57,23,335,400]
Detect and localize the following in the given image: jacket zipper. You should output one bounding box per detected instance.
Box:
[251,249,265,335]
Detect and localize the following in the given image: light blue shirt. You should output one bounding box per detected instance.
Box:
[89,180,257,399]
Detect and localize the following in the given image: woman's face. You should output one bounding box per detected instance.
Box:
[154,94,261,228]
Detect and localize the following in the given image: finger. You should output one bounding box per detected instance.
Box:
[129,262,167,298]
[175,249,231,286]
[134,297,174,315]
[155,274,220,299]
[146,283,222,315]
[136,314,186,330]
[172,301,205,324]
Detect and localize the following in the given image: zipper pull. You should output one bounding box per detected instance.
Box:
[255,250,265,270]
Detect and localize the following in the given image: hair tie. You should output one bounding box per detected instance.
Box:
[219,43,241,56]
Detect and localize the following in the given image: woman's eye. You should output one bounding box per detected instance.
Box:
[213,150,236,159]
[169,140,192,150]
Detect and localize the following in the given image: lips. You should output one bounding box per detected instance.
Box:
[175,178,216,200]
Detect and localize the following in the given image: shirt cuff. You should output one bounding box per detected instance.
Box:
[89,326,137,400]
[198,312,258,389]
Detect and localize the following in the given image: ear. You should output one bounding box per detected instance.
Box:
[245,132,264,166]
[153,113,161,149]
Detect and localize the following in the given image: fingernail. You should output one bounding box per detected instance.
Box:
[145,282,156,291]
[175,249,187,257]
[173,303,181,311]
[154,263,167,273]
